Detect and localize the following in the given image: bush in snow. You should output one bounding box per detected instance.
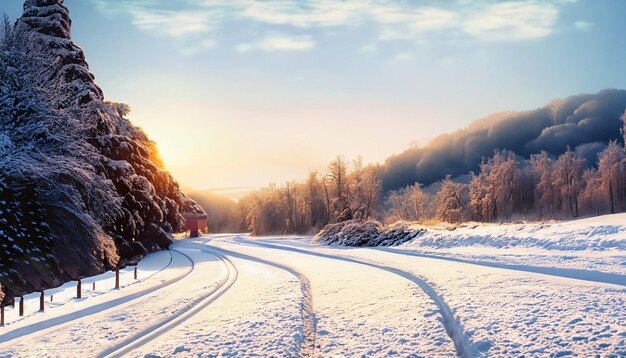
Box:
[313,219,423,247]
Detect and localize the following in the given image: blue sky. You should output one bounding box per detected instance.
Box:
[3,0,626,191]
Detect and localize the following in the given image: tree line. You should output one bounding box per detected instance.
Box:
[195,113,626,234]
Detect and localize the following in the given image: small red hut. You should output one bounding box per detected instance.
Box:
[183,212,208,238]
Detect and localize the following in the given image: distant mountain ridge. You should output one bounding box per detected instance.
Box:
[382,89,626,191]
[0,0,204,302]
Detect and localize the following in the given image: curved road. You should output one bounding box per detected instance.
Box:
[1,235,624,357]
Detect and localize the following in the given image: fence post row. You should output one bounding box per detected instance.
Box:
[3,267,142,320]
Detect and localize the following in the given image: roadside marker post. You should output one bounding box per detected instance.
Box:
[18,296,23,317]
[115,269,120,289]
[1,304,4,326]
[39,291,44,312]
[77,279,82,299]
[134,266,138,280]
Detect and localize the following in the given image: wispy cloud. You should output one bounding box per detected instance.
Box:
[129,9,214,38]
[236,35,315,52]
[91,0,573,55]
[392,52,415,63]
[574,21,592,32]
[180,39,217,56]
[463,2,559,41]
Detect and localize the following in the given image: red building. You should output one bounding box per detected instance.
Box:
[183,212,208,238]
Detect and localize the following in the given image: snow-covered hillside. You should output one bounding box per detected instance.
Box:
[0,0,203,301]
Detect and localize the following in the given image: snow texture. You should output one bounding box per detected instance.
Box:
[0,222,624,356]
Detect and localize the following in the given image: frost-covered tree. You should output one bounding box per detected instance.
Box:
[328,155,350,221]
[386,183,428,222]
[349,159,382,220]
[436,176,467,223]
[0,0,204,299]
[597,141,625,214]
[622,110,626,148]
[530,151,557,218]
[304,171,329,229]
[579,169,603,216]
[553,148,585,217]
[468,150,524,221]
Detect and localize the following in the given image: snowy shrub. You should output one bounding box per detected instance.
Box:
[313,220,423,247]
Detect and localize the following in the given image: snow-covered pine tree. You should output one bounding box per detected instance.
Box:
[0,0,204,300]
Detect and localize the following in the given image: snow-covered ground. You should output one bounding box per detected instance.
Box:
[0,214,625,357]
[399,213,626,277]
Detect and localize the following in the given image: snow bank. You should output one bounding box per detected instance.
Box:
[315,213,626,251]
[409,213,626,251]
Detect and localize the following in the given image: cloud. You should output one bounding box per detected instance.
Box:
[463,1,559,41]
[374,6,458,41]
[574,21,592,32]
[382,89,626,191]
[235,1,365,28]
[129,9,214,37]
[258,35,315,51]
[392,52,415,62]
[235,35,315,52]
[180,39,217,56]
[360,44,377,52]
[91,0,573,54]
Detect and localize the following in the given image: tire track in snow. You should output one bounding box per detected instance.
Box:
[232,237,473,358]
[99,248,238,358]
[207,246,317,357]
[0,250,192,346]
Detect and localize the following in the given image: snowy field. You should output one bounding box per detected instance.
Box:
[0,214,625,357]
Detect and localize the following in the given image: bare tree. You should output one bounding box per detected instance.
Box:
[436,176,467,223]
[328,155,350,221]
[530,151,557,218]
[553,148,585,217]
[387,183,427,222]
[598,141,625,214]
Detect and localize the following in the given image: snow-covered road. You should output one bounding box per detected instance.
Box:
[0,234,624,357]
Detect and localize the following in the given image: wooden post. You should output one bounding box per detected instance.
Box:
[50,295,54,302]
[77,280,82,299]
[39,291,44,312]
[134,267,138,280]
[92,282,96,291]
[115,269,120,289]
[1,304,4,326]
[19,296,24,317]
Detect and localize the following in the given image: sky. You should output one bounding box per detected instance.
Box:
[3,0,626,192]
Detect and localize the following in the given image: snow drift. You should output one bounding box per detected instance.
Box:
[0,0,204,301]
[314,213,626,251]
